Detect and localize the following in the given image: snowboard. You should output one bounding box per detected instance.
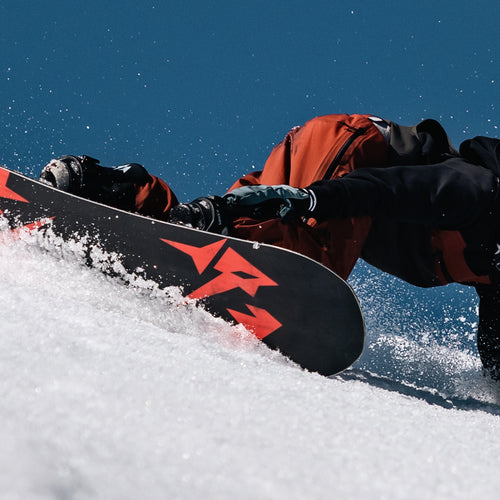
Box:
[0,165,365,376]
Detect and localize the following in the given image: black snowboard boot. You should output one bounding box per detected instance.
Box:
[40,156,152,211]
[39,155,99,194]
[168,196,231,235]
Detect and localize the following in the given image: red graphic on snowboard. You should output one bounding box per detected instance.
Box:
[160,238,282,339]
[0,169,57,235]
[0,170,29,203]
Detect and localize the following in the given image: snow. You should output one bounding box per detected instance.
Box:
[1,233,500,500]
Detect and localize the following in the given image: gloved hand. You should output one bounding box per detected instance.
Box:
[224,184,315,223]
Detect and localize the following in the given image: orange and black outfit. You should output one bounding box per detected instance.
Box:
[64,114,500,379]
[133,114,498,288]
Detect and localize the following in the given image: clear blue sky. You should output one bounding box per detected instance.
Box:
[0,0,497,199]
[0,0,498,343]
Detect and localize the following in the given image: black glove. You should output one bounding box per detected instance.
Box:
[224,184,315,223]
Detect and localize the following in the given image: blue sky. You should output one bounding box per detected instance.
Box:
[0,1,498,340]
[0,0,497,199]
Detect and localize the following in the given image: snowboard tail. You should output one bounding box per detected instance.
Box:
[0,166,365,375]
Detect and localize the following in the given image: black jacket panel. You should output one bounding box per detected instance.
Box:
[306,132,500,380]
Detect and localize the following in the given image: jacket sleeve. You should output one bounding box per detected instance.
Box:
[307,156,498,229]
[475,285,500,380]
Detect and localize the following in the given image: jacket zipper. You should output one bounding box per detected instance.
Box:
[322,125,367,180]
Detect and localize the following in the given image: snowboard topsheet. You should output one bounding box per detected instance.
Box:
[0,166,365,375]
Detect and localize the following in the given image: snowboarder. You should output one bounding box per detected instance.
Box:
[39,114,500,381]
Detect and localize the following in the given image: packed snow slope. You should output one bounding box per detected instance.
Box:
[1,230,500,500]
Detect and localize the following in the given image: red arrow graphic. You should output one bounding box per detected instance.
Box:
[0,170,29,203]
[226,304,282,339]
[160,238,226,274]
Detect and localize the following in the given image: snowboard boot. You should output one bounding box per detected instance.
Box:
[40,156,152,211]
[39,155,99,194]
[168,196,231,235]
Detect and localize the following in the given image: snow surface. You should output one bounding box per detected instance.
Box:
[1,230,500,500]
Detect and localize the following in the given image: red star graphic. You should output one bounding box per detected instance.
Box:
[0,169,29,203]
